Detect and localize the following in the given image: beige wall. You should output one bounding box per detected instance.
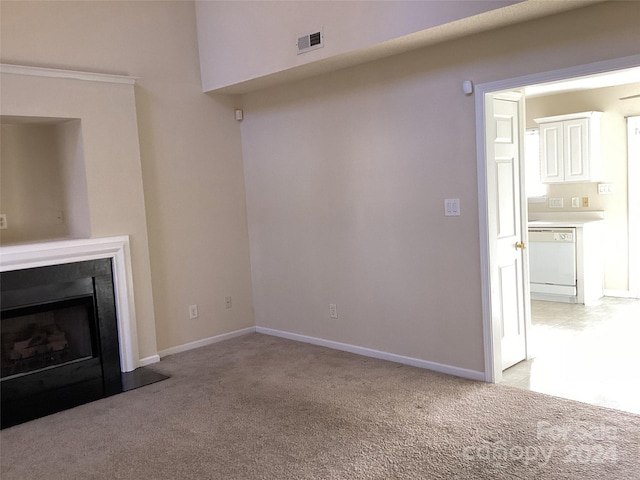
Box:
[0,1,254,353]
[240,2,640,372]
[0,119,91,244]
[195,0,521,92]
[526,84,640,291]
[2,0,637,374]
[57,119,92,240]
[0,123,71,243]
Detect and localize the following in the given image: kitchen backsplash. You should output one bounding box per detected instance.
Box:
[528,182,612,213]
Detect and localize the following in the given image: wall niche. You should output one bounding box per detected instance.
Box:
[0,116,90,245]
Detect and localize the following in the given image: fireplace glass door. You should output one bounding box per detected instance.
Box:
[1,296,97,379]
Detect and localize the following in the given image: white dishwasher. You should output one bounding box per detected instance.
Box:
[528,227,577,297]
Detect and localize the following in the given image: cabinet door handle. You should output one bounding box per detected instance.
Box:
[515,241,526,250]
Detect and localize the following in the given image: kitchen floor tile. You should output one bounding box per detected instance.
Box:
[501,297,640,415]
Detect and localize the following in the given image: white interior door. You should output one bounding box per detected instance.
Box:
[485,92,528,371]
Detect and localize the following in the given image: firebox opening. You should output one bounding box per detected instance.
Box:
[1,296,97,380]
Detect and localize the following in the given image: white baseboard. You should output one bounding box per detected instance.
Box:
[604,289,639,299]
[256,326,485,382]
[138,355,160,367]
[158,327,256,358]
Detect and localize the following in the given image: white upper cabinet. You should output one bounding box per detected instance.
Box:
[535,111,602,183]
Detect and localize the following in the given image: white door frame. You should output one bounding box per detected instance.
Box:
[628,116,640,299]
[475,54,640,383]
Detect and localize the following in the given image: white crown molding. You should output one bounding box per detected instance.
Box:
[0,64,138,85]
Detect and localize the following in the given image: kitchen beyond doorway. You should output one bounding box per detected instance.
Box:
[476,55,640,384]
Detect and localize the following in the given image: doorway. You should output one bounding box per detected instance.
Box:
[476,54,640,386]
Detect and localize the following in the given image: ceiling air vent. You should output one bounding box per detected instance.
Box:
[297,29,323,55]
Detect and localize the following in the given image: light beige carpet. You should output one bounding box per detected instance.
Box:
[1,333,639,479]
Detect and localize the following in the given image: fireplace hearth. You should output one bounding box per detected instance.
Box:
[1,259,122,428]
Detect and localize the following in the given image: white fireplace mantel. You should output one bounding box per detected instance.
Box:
[0,236,140,372]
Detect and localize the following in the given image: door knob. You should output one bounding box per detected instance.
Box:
[515,241,526,250]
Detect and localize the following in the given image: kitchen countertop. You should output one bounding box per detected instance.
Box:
[527,211,604,228]
[528,219,604,228]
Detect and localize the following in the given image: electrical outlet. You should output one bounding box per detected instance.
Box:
[571,197,580,208]
[189,304,198,320]
[0,214,7,229]
[225,296,232,309]
[582,197,590,207]
[329,303,338,319]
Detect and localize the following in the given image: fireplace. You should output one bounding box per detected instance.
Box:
[1,259,122,428]
[0,236,167,428]
[2,297,97,379]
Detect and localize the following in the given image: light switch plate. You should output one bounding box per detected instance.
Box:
[444,199,460,216]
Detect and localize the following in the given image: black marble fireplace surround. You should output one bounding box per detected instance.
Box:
[1,259,122,428]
